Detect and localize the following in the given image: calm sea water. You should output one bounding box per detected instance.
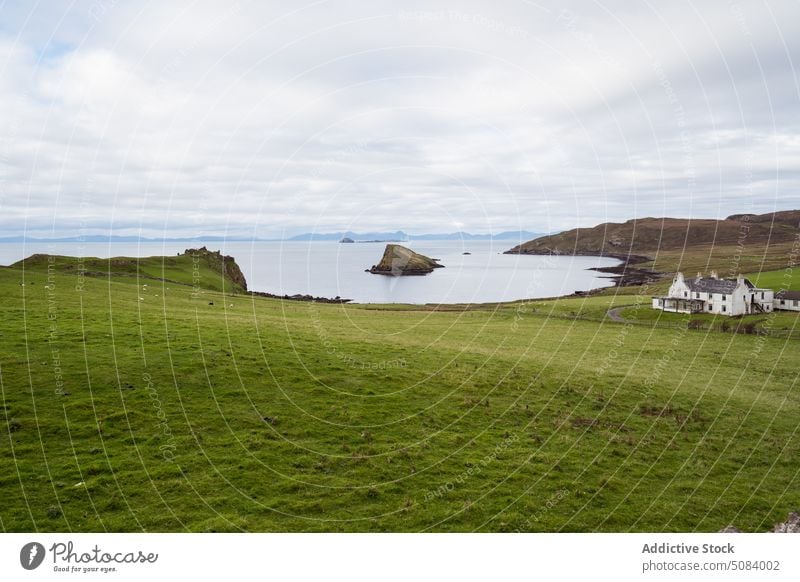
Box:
[0,241,619,304]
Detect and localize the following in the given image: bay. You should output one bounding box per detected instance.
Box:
[0,240,619,304]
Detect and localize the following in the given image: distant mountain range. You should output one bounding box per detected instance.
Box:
[0,235,243,243]
[288,230,544,242]
[0,231,545,243]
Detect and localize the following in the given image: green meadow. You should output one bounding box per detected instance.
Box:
[1,253,798,532]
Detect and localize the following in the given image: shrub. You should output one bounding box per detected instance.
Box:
[736,322,758,335]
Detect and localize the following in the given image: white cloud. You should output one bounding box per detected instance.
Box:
[0,0,798,238]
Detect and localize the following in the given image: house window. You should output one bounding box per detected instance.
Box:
[722,294,726,301]
[684,291,688,297]
[696,292,700,298]
[722,305,726,312]
[708,304,712,310]
[795,300,799,307]
[781,300,786,305]
[761,292,765,299]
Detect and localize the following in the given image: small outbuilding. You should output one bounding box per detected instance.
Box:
[774,290,800,312]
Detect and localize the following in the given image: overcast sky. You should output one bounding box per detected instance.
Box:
[0,0,798,238]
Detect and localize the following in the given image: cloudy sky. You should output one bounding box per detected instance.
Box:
[0,0,798,238]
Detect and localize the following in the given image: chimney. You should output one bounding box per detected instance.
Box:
[695,272,702,282]
[674,272,684,284]
[710,270,718,279]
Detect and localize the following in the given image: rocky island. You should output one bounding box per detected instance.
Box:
[367,244,444,276]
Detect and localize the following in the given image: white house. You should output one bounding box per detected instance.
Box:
[774,290,800,312]
[652,272,774,316]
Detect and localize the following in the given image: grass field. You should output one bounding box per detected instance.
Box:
[747,268,800,292]
[1,254,798,532]
[632,241,799,276]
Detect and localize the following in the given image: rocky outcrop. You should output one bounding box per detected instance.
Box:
[181,247,248,291]
[772,511,800,533]
[718,511,800,533]
[367,244,444,276]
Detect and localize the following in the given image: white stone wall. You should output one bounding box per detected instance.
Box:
[752,289,774,312]
[668,273,690,298]
[775,296,800,311]
[730,282,748,315]
[707,291,738,315]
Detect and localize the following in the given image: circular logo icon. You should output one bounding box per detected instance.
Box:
[20,542,46,570]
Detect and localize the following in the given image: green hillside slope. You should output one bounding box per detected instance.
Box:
[0,252,798,532]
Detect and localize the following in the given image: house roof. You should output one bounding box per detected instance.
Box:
[776,290,800,300]
[684,277,752,294]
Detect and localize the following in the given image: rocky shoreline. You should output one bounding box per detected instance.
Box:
[247,290,351,303]
[588,253,662,287]
[504,248,662,288]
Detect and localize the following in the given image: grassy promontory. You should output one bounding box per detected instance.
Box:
[0,249,798,532]
[506,210,800,276]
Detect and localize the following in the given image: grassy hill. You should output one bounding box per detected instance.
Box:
[0,250,798,532]
[11,246,248,294]
[506,211,800,275]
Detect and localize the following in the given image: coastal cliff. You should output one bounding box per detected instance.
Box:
[181,247,248,291]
